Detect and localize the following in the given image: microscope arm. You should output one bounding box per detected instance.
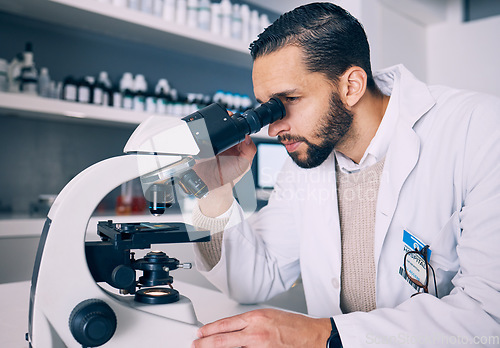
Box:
[30,154,201,347]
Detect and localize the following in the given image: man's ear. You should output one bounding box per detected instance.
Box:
[338,66,367,107]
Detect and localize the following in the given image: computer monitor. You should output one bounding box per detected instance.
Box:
[252,138,288,191]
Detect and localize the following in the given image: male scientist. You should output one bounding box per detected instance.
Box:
[191,2,500,347]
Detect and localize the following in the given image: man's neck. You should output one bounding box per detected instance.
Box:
[335,89,390,164]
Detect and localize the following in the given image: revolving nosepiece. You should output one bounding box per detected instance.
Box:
[144,183,174,216]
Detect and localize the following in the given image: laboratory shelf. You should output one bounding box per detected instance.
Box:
[0,91,155,126]
[0,0,252,69]
[0,92,274,137]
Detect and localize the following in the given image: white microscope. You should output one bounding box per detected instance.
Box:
[26,98,285,347]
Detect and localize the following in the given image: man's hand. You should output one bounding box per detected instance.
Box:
[194,135,256,217]
[193,135,256,190]
[191,308,332,348]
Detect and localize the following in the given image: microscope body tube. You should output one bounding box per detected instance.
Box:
[182,97,285,158]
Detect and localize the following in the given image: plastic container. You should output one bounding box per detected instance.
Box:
[153,0,163,17]
[128,0,140,11]
[220,0,232,38]
[77,76,93,103]
[38,67,51,97]
[0,58,8,92]
[250,9,260,40]
[50,81,62,99]
[140,0,154,14]
[7,53,23,93]
[260,13,270,32]
[186,0,198,28]
[210,3,221,35]
[93,76,105,106]
[133,74,148,112]
[120,72,135,109]
[20,42,38,95]
[155,78,170,114]
[112,86,122,108]
[240,4,250,43]
[162,0,175,22]
[175,0,187,25]
[198,0,210,31]
[145,93,157,113]
[94,71,112,106]
[231,4,242,40]
[62,76,78,101]
[20,66,38,95]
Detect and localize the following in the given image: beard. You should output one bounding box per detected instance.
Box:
[278,92,354,169]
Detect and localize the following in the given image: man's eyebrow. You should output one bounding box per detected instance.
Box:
[256,89,298,104]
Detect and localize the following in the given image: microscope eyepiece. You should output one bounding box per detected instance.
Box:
[238,97,285,134]
[182,97,285,158]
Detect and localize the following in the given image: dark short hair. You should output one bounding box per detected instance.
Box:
[250,2,376,91]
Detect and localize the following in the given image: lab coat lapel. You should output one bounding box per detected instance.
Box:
[301,153,343,314]
[306,153,341,276]
[374,65,435,268]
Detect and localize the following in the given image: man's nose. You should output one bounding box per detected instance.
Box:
[268,118,290,137]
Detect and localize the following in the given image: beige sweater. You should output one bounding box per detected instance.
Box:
[336,158,385,313]
[192,203,227,269]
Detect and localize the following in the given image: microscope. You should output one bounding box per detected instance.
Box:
[26,98,285,347]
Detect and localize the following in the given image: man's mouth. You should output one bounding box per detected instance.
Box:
[281,141,302,153]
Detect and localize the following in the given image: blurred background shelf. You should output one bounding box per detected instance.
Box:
[0,0,252,69]
[0,92,273,134]
[0,92,154,126]
[0,92,156,127]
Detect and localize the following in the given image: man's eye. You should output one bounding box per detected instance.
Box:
[285,97,299,103]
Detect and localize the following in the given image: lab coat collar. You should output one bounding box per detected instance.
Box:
[374,64,436,127]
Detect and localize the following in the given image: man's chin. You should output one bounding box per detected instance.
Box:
[289,152,314,169]
[289,146,333,169]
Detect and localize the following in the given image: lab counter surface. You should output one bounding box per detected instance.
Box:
[0,280,267,347]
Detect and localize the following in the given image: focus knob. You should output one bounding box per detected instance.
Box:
[69,299,117,347]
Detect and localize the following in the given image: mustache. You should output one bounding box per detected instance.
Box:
[278,134,309,144]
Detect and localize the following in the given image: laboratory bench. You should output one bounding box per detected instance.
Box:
[0,279,267,347]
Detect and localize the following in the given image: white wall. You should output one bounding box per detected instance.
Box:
[362,2,427,81]
[245,0,363,18]
[365,0,500,97]
[427,14,500,96]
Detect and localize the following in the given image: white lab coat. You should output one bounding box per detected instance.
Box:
[194,65,500,347]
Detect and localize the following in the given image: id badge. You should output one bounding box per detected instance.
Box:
[402,229,431,259]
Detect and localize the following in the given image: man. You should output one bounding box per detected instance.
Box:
[191,2,500,347]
